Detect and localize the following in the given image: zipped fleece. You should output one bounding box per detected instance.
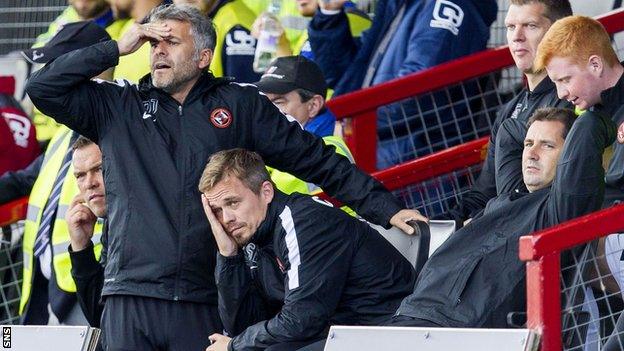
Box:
[25,40,403,304]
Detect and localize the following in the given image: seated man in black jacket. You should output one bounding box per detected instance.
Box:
[198,149,416,351]
[66,136,106,327]
[389,107,615,328]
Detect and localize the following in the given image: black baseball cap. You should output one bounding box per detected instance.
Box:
[22,21,111,64]
[254,56,328,99]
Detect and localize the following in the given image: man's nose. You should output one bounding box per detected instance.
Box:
[222,209,236,223]
[511,27,524,42]
[528,146,539,160]
[153,41,167,56]
[85,172,98,189]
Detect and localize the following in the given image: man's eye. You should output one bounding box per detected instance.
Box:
[506,25,515,31]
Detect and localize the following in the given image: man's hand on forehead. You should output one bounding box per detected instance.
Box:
[117,22,172,56]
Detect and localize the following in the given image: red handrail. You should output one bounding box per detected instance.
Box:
[372,137,488,190]
[519,204,624,351]
[0,197,28,227]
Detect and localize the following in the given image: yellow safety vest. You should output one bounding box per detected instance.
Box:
[242,0,309,48]
[269,136,356,215]
[210,0,257,78]
[20,126,103,314]
[31,13,130,142]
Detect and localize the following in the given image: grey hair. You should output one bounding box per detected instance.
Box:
[148,4,216,60]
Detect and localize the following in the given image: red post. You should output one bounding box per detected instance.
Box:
[526,252,561,351]
[344,111,377,173]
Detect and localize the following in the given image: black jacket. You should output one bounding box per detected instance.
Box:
[599,71,624,205]
[69,220,107,327]
[25,40,403,304]
[397,111,615,327]
[0,154,42,203]
[217,191,415,350]
[436,77,571,226]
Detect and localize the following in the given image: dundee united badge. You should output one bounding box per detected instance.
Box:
[210,108,233,128]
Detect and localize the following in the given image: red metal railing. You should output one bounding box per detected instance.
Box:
[0,197,27,227]
[520,204,624,351]
[327,8,624,173]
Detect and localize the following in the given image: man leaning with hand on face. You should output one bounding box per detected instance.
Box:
[200,149,415,351]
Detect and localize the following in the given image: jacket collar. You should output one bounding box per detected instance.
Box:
[530,75,556,95]
[251,190,289,247]
[138,71,233,103]
[600,68,624,116]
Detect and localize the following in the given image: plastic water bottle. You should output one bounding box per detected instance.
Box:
[253,0,283,73]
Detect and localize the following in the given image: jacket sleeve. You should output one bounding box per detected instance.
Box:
[247,89,402,227]
[0,153,42,203]
[494,118,527,195]
[69,240,104,327]
[25,40,124,142]
[221,25,261,83]
[216,252,276,336]
[230,209,351,350]
[396,0,488,78]
[308,9,364,93]
[548,111,616,224]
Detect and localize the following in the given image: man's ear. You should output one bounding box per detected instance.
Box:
[307,95,325,119]
[588,55,604,77]
[260,180,274,204]
[198,48,213,70]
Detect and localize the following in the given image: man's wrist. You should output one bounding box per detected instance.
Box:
[70,239,92,252]
[219,248,240,257]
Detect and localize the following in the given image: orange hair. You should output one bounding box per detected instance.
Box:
[535,15,618,71]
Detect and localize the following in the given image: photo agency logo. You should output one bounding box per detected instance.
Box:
[2,326,10,349]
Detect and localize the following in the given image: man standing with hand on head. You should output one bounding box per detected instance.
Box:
[26,4,424,350]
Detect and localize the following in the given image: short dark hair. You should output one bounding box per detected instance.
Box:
[510,0,573,22]
[198,149,272,194]
[72,135,95,151]
[295,88,317,103]
[527,107,576,140]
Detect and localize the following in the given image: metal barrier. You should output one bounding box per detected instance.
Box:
[0,1,66,56]
[0,198,27,325]
[520,205,624,351]
[328,8,624,173]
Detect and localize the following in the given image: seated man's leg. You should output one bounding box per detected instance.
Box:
[385,315,442,327]
[168,301,222,351]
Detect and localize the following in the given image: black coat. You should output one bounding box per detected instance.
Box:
[599,71,624,205]
[69,221,107,327]
[436,77,571,226]
[397,111,616,328]
[217,191,415,350]
[25,40,403,304]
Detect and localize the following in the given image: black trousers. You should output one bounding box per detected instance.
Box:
[101,295,222,351]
